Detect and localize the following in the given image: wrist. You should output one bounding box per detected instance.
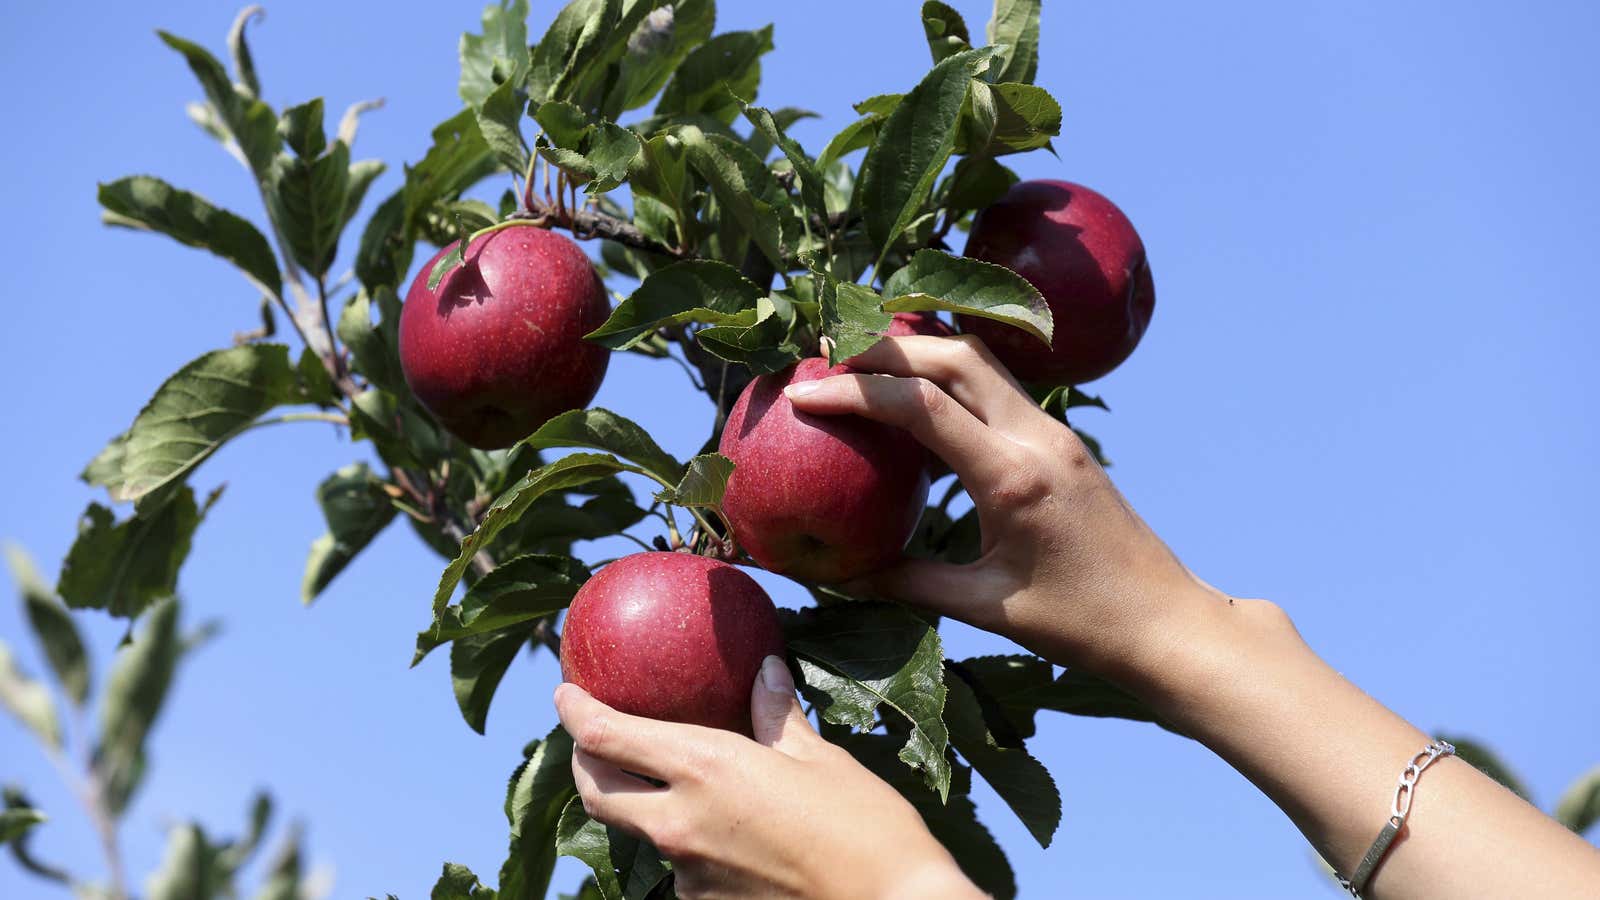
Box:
[1111,586,1305,722]
[874,849,984,900]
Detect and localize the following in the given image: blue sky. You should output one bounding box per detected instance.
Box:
[2,1,1597,897]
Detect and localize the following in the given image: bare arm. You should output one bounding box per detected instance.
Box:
[787,334,1600,899]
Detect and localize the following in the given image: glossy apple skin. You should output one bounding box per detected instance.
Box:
[719,358,931,583]
[957,179,1155,385]
[398,227,611,449]
[885,311,956,338]
[561,552,786,734]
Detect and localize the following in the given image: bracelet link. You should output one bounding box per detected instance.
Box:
[1337,739,1456,898]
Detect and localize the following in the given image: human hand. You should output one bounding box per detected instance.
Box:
[783,335,1224,684]
[554,656,983,900]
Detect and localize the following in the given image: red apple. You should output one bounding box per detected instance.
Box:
[398,226,611,449]
[718,358,931,583]
[957,179,1155,385]
[561,552,785,734]
[885,311,955,338]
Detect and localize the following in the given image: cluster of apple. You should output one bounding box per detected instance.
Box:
[397,179,1154,733]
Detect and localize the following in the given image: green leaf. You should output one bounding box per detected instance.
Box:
[840,734,1016,900]
[216,790,273,878]
[859,48,993,266]
[961,82,1060,156]
[5,547,89,706]
[158,30,278,176]
[82,344,303,513]
[921,1,972,63]
[742,103,828,238]
[99,176,282,300]
[694,295,804,374]
[343,158,387,228]
[677,126,797,269]
[883,249,1052,344]
[1038,385,1110,417]
[302,463,398,604]
[0,806,46,845]
[744,106,818,161]
[958,655,1170,737]
[816,114,884,172]
[555,797,670,900]
[451,626,532,735]
[522,409,682,486]
[460,0,532,106]
[655,26,773,125]
[820,279,894,365]
[586,259,763,349]
[96,598,182,814]
[337,288,406,393]
[0,640,61,749]
[58,488,209,619]
[1555,764,1600,834]
[986,0,1041,84]
[478,78,531,174]
[607,0,715,113]
[944,666,1060,847]
[252,824,305,900]
[432,862,498,900]
[852,93,905,117]
[432,454,630,618]
[532,102,642,193]
[227,6,265,99]
[653,453,733,507]
[267,139,351,277]
[497,726,577,899]
[942,156,1018,212]
[145,823,220,900]
[356,190,414,291]
[628,133,695,247]
[279,99,327,158]
[403,108,499,237]
[783,604,951,799]
[416,554,589,662]
[528,0,623,104]
[1435,733,1532,801]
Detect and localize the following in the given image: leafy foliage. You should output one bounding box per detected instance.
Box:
[39,0,1202,896]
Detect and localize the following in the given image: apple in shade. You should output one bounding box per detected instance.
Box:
[718,358,931,583]
[957,179,1155,385]
[398,226,611,449]
[560,552,786,734]
[885,311,956,338]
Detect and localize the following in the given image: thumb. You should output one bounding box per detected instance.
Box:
[750,655,817,756]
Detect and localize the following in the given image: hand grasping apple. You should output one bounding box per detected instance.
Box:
[785,334,1218,683]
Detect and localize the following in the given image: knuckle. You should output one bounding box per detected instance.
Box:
[650,816,698,860]
[576,713,615,755]
[947,333,991,365]
[908,377,949,416]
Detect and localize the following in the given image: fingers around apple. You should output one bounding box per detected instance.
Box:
[560,552,786,735]
[718,359,931,584]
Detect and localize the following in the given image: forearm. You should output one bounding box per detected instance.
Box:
[1119,593,1600,899]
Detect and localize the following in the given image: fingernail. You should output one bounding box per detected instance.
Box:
[783,381,820,399]
[760,655,793,694]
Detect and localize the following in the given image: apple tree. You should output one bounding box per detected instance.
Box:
[25,2,1171,896]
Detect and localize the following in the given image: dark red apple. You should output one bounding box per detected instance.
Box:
[398,226,611,449]
[885,311,955,338]
[718,358,931,583]
[561,552,785,734]
[957,179,1155,385]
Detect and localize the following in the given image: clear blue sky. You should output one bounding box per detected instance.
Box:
[3,1,1597,897]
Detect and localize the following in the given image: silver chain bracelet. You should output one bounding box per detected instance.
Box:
[1335,739,1456,897]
